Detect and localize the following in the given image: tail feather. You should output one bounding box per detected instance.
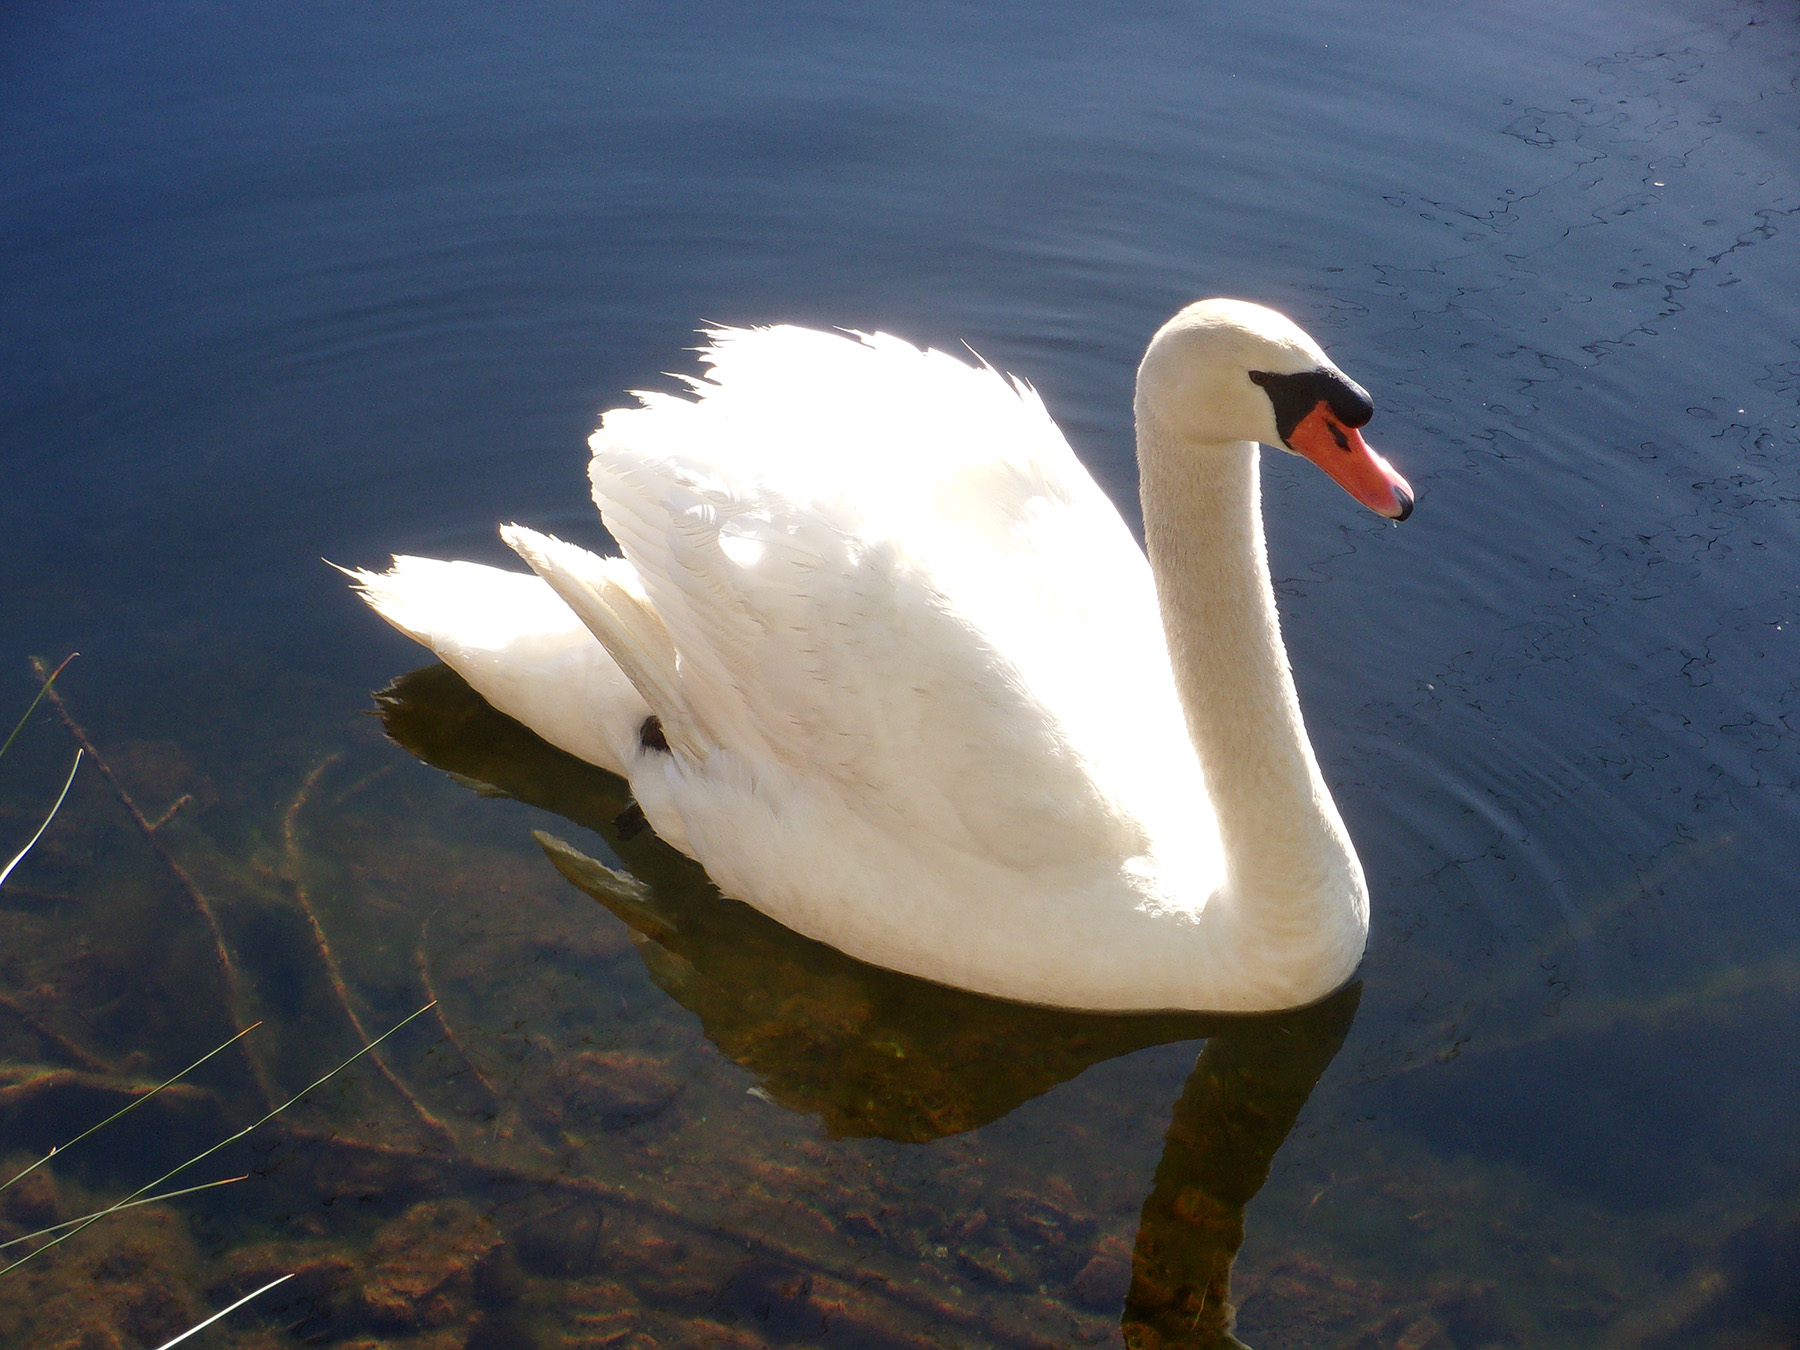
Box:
[342,554,645,776]
[498,525,715,762]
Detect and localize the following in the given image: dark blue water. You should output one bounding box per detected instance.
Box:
[4,1,1798,1345]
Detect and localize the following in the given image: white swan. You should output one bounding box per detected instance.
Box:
[349,300,1412,1013]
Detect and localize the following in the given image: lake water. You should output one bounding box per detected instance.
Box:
[3,1,1798,1345]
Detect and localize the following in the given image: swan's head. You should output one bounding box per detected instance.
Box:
[1137,298,1413,520]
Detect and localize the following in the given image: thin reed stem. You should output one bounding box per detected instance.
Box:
[0,1022,260,1196]
[0,750,80,889]
[281,755,456,1148]
[24,657,273,1109]
[151,1273,293,1350]
[0,653,76,762]
[0,1001,436,1276]
[0,1176,247,1250]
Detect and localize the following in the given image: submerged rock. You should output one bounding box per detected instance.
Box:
[550,1277,646,1348]
[712,1258,827,1342]
[514,1201,605,1277]
[355,1198,504,1332]
[0,1207,202,1350]
[1071,1235,1134,1312]
[538,1051,682,1132]
[1,1159,61,1227]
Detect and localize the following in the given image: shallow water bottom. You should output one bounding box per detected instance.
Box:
[0,667,1794,1350]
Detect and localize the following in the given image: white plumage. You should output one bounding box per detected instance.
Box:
[351,300,1411,1012]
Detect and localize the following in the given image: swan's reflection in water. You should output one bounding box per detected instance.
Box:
[1121,990,1355,1347]
[378,663,1357,1348]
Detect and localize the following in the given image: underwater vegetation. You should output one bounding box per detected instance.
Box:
[0,660,1791,1348]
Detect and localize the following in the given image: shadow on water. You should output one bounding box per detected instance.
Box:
[377,661,1360,1347]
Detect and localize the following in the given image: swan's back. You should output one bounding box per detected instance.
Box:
[584,326,1220,893]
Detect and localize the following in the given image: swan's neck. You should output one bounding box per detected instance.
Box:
[1136,404,1362,936]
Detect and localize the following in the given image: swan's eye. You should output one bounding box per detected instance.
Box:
[1248,369,1374,446]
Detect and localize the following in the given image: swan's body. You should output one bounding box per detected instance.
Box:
[351,300,1412,1012]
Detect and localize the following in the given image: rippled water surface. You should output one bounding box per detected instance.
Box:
[3,1,1798,1346]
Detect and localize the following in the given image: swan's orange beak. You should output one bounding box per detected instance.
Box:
[1288,403,1413,521]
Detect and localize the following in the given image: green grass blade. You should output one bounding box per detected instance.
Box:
[151,1272,293,1350]
[0,1175,248,1250]
[0,653,76,763]
[0,1019,262,1196]
[0,749,82,890]
[0,1001,437,1276]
